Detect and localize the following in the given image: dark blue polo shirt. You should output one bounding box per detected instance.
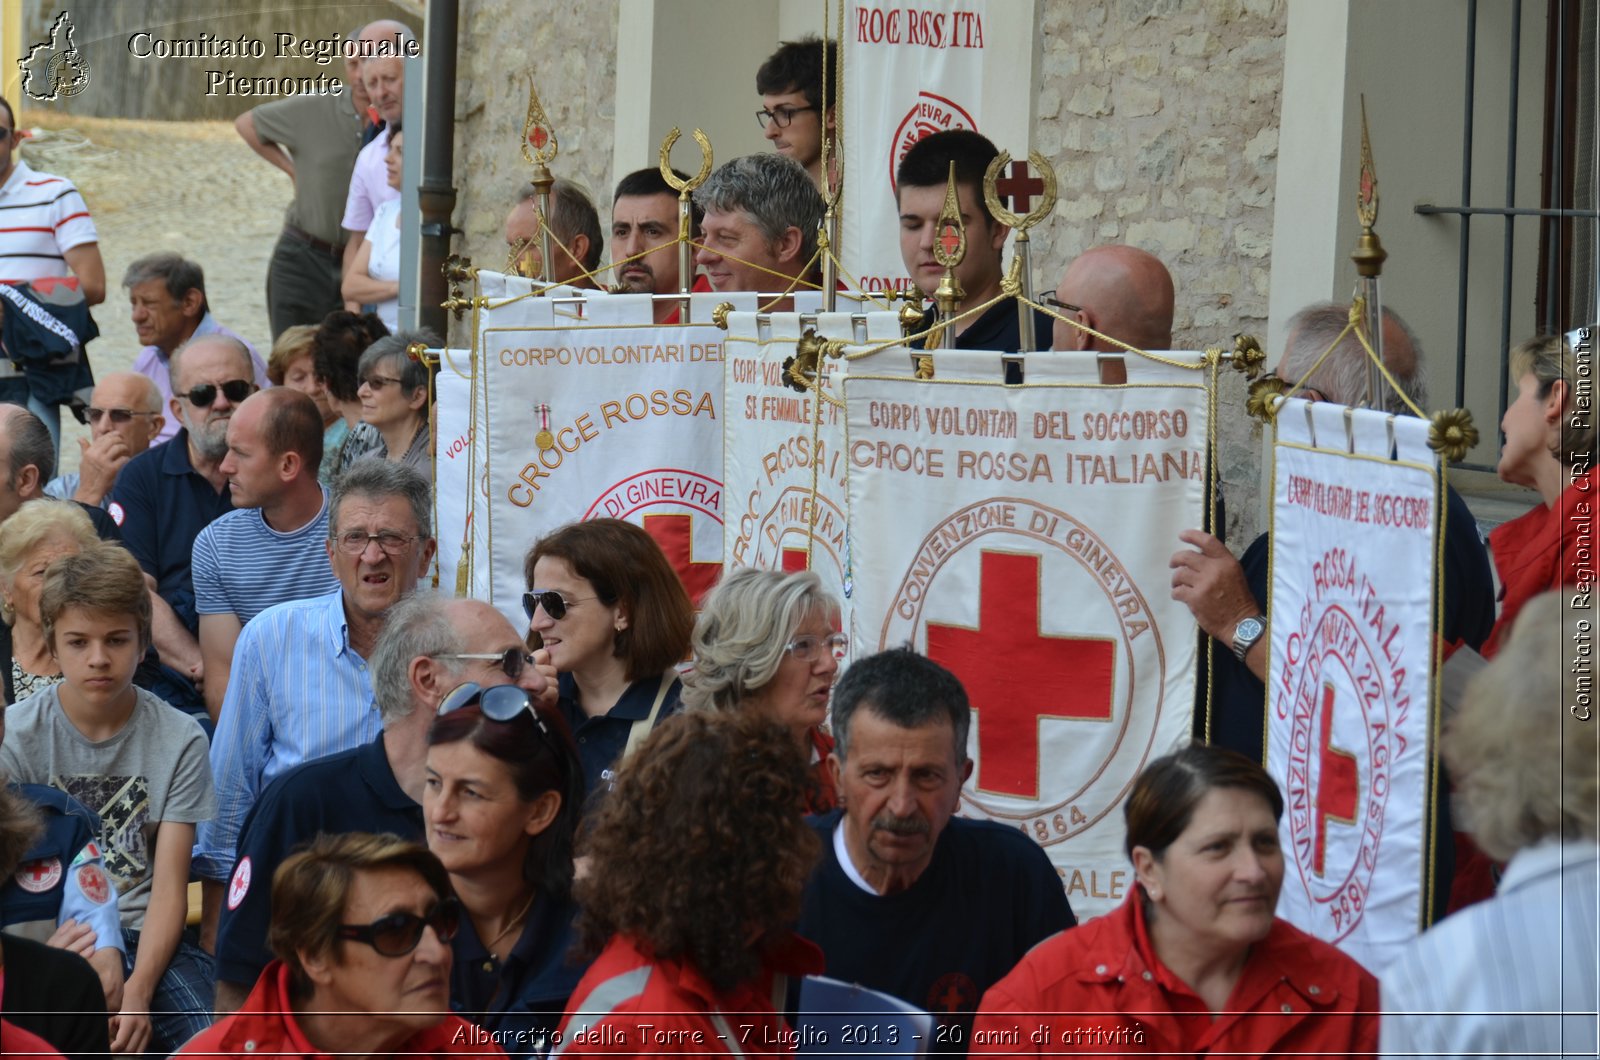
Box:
[912,297,1053,382]
[554,671,681,799]
[213,734,423,989]
[450,890,587,1059]
[108,428,233,636]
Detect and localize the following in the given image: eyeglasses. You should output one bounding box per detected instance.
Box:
[338,897,461,957]
[433,648,537,682]
[333,530,420,556]
[438,682,551,736]
[183,379,255,406]
[86,406,160,426]
[1040,295,1082,315]
[521,589,597,621]
[784,632,849,662]
[362,374,406,390]
[756,104,816,129]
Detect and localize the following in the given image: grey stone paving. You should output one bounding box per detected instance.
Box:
[19,109,289,474]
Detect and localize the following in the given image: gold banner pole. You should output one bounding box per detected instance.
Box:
[929,161,967,351]
[1351,95,1389,409]
[521,82,560,284]
[660,128,714,316]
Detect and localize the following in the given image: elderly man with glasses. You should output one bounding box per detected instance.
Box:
[179,833,499,1058]
[193,460,435,952]
[210,590,555,1016]
[44,372,165,508]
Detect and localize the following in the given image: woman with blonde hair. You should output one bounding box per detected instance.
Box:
[0,500,98,703]
[684,568,846,811]
[1383,591,1598,1055]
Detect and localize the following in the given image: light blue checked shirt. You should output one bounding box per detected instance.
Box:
[193,588,380,881]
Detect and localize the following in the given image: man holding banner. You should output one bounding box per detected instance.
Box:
[898,131,1052,361]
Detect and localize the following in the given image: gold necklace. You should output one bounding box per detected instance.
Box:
[482,891,537,957]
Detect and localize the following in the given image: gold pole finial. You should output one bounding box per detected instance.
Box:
[521,81,559,170]
[1350,94,1386,279]
[929,161,967,350]
[516,81,560,283]
[660,128,714,303]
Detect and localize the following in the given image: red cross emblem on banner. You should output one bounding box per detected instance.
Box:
[642,513,721,605]
[1315,684,1358,876]
[937,224,961,259]
[995,160,1046,213]
[926,551,1116,799]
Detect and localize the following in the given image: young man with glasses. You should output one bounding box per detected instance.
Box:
[44,372,165,508]
[123,252,267,444]
[180,833,496,1058]
[756,36,837,186]
[210,592,555,1015]
[196,460,435,952]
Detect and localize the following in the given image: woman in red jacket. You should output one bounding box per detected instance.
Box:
[554,711,823,1057]
[973,745,1377,1057]
[1485,332,1594,656]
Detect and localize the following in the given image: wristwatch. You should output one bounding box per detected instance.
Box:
[1231,614,1268,662]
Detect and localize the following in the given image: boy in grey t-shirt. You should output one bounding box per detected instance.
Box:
[0,542,215,1056]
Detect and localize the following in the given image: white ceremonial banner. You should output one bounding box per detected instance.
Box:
[476,281,727,627]
[843,348,1205,916]
[721,310,904,634]
[433,347,489,598]
[1266,398,1438,974]
[841,0,1038,294]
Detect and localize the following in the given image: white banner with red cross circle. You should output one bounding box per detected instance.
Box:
[841,0,1040,295]
[474,282,728,627]
[720,310,904,641]
[842,348,1205,917]
[1266,398,1438,974]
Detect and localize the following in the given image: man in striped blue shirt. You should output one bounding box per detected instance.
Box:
[193,389,340,721]
[192,460,435,949]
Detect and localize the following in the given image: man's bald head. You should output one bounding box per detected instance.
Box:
[89,372,166,453]
[1051,245,1175,353]
[1279,302,1427,413]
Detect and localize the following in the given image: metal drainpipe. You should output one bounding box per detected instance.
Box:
[417,0,459,339]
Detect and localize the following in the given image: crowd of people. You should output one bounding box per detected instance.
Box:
[0,19,1592,1060]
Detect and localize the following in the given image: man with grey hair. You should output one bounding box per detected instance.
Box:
[1169,301,1495,786]
[209,590,555,1014]
[125,252,266,443]
[110,334,261,709]
[45,371,165,507]
[193,459,435,946]
[693,153,824,309]
[341,20,415,303]
[504,180,604,287]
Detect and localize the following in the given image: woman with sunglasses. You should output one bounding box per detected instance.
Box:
[426,681,588,1057]
[684,568,847,812]
[177,832,497,1059]
[523,519,694,798]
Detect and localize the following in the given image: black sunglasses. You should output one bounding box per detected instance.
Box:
[184,379,255,406]
[438,682,551,735]
[86,406,160,426]
[432,648,535,682]
[337,897,460,957]
[521,589,597,621]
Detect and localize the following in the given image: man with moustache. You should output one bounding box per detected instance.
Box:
[109,334,259,708]
[797,649,1073,1052]
[610,167,707,324]
[211,592,555,1014]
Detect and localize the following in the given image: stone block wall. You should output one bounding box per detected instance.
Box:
[449,0,1288,541]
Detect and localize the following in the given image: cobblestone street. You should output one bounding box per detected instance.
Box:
[20,109,290,474]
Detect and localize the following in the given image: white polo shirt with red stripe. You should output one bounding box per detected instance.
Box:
[0,158,97,381]
[0,158,97,281]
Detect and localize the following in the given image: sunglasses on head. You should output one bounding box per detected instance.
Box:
[184,379,254,406]
[521,589,597,621]
[432,648,536,682]
[337,897,460,957]
[437,682,551,735]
